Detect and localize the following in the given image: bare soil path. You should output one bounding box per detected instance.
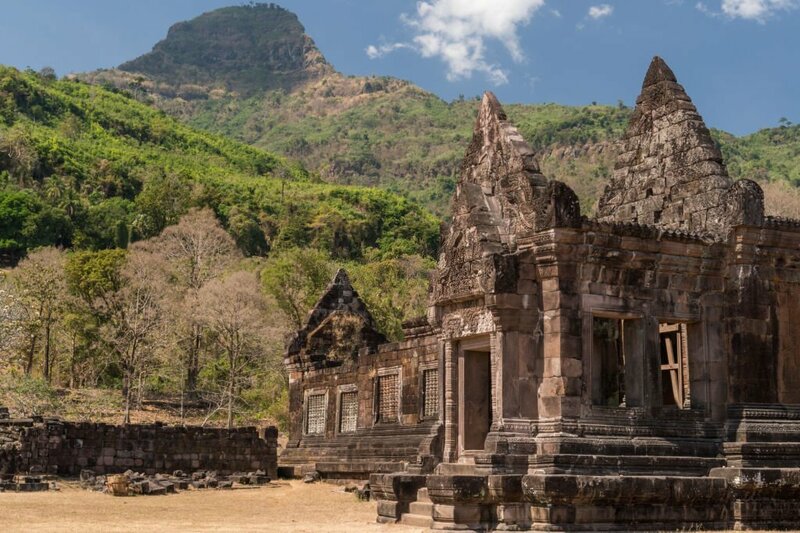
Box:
[1,480,426,532]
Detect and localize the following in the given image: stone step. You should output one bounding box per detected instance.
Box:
[409,500,433,515]
[400,513,433,528]
[434,462,480,475]
[416,487,431,502]
[529,453,725,472]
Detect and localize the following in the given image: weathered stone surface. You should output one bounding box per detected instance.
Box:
[597,56,764,238]
[432,91,580,304]
[286,269,386,370]
[283,56,800,531]
[0,417,277,479]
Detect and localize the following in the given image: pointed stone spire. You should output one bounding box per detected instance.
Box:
[450,92,548,242]
[304,268,378,332]
[331,268,350,287]
[461,92,542,189]
[642,56,677,88]
[432,91,581,304]
[597,56,739,236]
[285,268,385,363]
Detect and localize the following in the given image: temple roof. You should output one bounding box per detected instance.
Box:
[449,92,549,249]
[431,92,581,304]
[596,56,746,236]
[286,269,385,365]
[642,55,677,88]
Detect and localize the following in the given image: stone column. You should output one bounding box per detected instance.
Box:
[536,233,583,425]
[491,330,504,427]
[442,339,459,463]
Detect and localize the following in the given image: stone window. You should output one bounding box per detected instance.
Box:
[591,316,647,408]
[339,391,358,433]
[304,393,326,435]
[376,374,399,423]
[593,317,626,407]
[659,322,691,408]
[422,368,439,418]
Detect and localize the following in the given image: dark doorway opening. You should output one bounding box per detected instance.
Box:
[460,349,492,452]
[593,317,627,407]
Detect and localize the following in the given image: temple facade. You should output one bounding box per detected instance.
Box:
[281,57,800,530]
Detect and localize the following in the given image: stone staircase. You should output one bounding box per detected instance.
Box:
[399,487,434,528]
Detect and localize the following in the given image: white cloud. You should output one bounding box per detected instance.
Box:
[365,0,545,86]
[366,43,413,59]
[695,1,715,14]
[699,0,798,21]
[588,4,615,19]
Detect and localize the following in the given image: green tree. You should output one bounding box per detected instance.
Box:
[348,254,434,340]
[0,188,41,256]
[0,125,39,186]
[0,188,71,259]
[133,171,192,238]
[226,207,268,256]
[261,247,333,329]
[65,249,127,307]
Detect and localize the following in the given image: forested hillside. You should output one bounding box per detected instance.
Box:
[81,3,800,217]
[0,65,439,263]
[0,64,438,427]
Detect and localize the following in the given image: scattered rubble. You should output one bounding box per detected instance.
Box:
[344,481,370,501]
[302,470,320,484]
[79,468,271,496]
[0,473,54,492]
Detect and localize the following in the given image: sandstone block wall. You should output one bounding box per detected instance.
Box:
[2,418,278,478]
[282,324,441,478]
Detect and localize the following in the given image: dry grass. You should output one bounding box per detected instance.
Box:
[1,480,427,533]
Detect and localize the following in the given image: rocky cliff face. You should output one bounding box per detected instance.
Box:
[118,3,331,96]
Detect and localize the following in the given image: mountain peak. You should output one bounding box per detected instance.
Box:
[119,3,332,95]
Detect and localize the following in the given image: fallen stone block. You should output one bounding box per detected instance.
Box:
[131,480,149,495]
[303,471,321,484]
[249,474,269,485]
[147,484,167,496]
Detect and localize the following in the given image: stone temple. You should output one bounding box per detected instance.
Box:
[280,57,800,530]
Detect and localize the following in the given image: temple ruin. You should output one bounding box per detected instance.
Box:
[281,57,800,530]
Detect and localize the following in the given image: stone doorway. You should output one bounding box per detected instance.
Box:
[458,343,492,455]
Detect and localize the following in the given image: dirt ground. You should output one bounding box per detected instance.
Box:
[0,480,754,532]
[0,479,426,533]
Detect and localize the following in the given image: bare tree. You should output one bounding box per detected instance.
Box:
[9,247,67,381]
[0,277,27,370]
[98,247,166,424]
[197,271,268,429]
[143,208,240,398]
[762,180,800,219]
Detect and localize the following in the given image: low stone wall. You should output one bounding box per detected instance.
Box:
[1,416,277,479]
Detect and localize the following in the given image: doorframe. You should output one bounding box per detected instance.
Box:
[457,335,492,458]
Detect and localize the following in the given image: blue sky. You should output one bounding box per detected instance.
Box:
[0,0,797,135]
